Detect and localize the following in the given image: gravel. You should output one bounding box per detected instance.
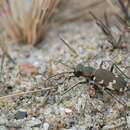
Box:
[0,126,8,130]
[0,21,130,130]
[0,114,8,125]
[26,118,42,127]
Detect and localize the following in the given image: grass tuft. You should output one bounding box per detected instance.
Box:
[106,0,130,27]
[90,11,124,50]
[0,0,60,45]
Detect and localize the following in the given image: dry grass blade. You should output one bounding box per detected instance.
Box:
[106,0,130,27]
[90,11,124,50]
[117,0,130,21]
[0,0,60,45]
[0,35,15,74]
[90,12,113,38]
[59,34,78,57]
[0,87,51,99]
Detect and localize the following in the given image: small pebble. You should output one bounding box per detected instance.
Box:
[15,110,28,119]
[64,108,72,113]
[26,117,41,127]
[43,122,49,130]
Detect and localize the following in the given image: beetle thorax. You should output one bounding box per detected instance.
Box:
[74,64,96,78]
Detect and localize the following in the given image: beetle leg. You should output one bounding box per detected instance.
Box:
[99,61,104,69]
[105,89,129,129]
[61,81,87,96]
[104,87,129,129]
[98,84,126,106]
[100,60,130,79]
[62,75,76,89]
[58,81,87,104]
[106,89,126,106]
[112,63,130,79]
[110,64,114,72]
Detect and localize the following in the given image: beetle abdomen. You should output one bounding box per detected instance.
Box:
[94,69,127,92]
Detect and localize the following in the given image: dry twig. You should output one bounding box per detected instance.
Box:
[0,87,51,99]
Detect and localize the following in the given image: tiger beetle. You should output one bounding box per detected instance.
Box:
[50,62,129,130]
[45,60,130,129]
[45,60,130,97]
[63,61,130,96]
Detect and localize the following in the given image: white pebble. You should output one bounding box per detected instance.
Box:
[43,122,49,130]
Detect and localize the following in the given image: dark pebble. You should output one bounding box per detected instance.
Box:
[15,110,27,119]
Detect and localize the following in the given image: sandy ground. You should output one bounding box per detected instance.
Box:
[0,21,130,130]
